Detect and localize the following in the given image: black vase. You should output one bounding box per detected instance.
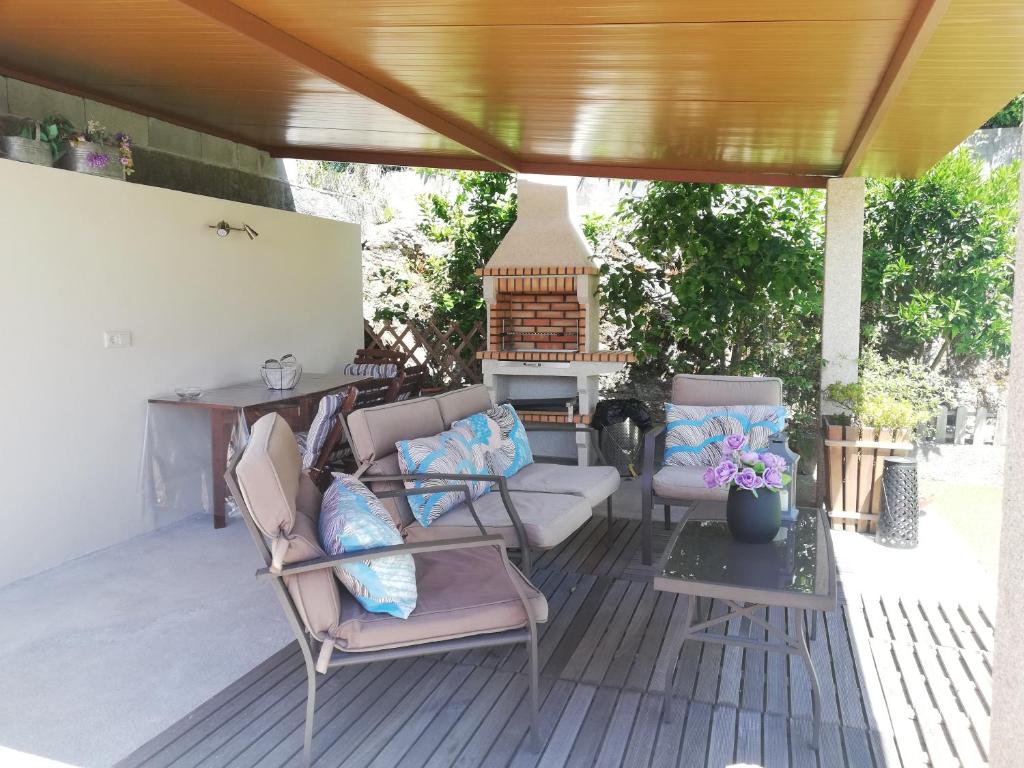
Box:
[726,486,782,543]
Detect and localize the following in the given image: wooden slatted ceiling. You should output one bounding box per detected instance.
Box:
[853,0,1024,178]
[0,0,477,161]
[0,1,1022,184]
[231,0,914,178]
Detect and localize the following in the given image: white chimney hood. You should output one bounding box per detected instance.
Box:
[483,175,595,271]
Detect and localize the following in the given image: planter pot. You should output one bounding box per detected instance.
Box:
[726,485,782,543]
[57,141,125,179]
[0,135,53,166]
[821,416,913,533]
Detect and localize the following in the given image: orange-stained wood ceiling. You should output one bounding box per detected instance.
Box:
[1,0,1022,186]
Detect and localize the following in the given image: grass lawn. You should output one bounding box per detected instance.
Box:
[921,479,1003,575]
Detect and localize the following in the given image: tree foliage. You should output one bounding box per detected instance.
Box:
[374,171,516,330]
[862,149,1018,370]
[372,150,1017,423]
[981,94,1024,129]
[598,182,825,427]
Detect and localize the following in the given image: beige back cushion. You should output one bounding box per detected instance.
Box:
[671,374,783,407]
[436,384,494,427]
[236,412,302,537]
[346,397,445,464]
[345,398,445,528]
[236,413,340,638]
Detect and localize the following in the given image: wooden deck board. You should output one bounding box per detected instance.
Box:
[120,512,994,768]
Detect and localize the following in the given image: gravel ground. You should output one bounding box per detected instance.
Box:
[914,442,1005,486]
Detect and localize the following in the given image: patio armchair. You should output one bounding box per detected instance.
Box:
[229,413,546,765]
[640,374,798,564]
[343,385,620,577]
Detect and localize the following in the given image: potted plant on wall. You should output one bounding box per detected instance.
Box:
[822,350,947,532]
[0,116,56,166]
[56,119,134,179]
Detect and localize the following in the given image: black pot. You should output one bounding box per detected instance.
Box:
[726,485,782,543]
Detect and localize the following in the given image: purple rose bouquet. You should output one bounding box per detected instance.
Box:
[702,435,791,496]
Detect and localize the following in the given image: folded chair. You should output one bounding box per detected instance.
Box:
[640,374,798,564]
[228,413,546,766]
[394,363,429,400]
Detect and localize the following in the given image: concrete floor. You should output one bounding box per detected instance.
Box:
[0,476,995,767]
[0,515,292,767]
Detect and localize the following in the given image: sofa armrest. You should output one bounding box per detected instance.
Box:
[521,423,609,465]
[641,424,667,480]
[374,482,488,536]
[261,534,508,579]
[365,472,532,575]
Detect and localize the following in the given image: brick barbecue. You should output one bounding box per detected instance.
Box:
[477,176,634,462]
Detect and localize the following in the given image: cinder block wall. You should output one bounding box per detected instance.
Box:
[0,76,298,210]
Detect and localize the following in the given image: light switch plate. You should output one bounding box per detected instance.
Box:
[104,330,132,348]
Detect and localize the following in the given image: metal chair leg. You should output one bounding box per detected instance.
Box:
[664,504,671,530]
[641,488,653,565]
[606,497,613,531]
[528,630,541,751]
[303,666,316,766]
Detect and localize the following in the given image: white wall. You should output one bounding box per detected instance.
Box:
[0,159,363,586]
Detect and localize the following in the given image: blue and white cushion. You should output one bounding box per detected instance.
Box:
[343,362,399,379]
[318,474,417,619]
[482,404,534,477]
[301,391,349,469]
[664,404,787,467]
[395,426,494,527]
[451,411,503,457]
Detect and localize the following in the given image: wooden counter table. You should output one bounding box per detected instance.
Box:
[149,373,366,528]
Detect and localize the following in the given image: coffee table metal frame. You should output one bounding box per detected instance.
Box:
[653,501,837,749]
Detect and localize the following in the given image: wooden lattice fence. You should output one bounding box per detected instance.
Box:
[363,319,485,388]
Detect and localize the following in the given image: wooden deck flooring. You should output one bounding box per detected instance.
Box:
[120,515,993,768]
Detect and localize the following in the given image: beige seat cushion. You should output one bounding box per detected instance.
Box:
[653,465,728,502]
[671,374,782,406]
[404,490,591,549]
[436,384,494,426]
[334,545,547,652]
[505,462,620,506]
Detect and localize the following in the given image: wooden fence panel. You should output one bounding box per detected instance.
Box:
[363,319,485,389]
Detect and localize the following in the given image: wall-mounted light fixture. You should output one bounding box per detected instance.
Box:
[209,220,259,240]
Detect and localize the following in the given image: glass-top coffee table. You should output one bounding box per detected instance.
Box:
[654,499,837,749]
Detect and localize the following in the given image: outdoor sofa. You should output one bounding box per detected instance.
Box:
[229,412,547,765]
[343,384,621,576]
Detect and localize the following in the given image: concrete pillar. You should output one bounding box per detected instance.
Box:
[820,177,866,409]
[990,144,1024,768]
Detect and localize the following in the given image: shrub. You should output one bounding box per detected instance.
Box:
[598,182,825,429]
[825,350,949,432]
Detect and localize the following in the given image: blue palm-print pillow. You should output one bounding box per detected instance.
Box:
[664,404,787,467]
[476,404,533,477]
[318,475,417,619]
[395,426,494,527]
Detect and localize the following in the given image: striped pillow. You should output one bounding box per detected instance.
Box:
[343,362,398,379]
[395,424,495,527]
[664,404,786,467]
[319,475,417,619]
[302,391,349,469]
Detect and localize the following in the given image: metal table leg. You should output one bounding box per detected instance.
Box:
[662,597,823,752]
[794,607,821,750]
[663,593,695,722]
